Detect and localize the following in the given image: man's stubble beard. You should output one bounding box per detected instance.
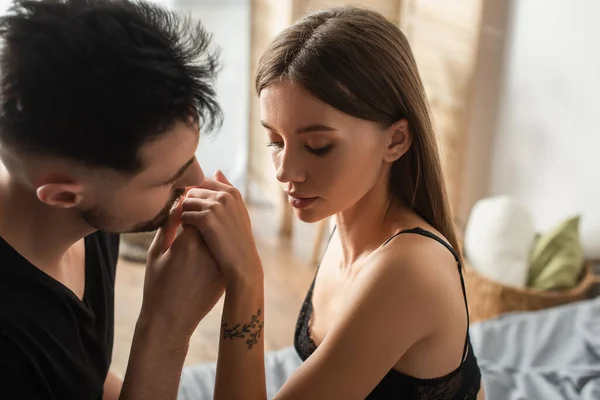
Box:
[81,188,186,234]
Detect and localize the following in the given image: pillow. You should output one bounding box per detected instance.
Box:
[527,215,585,291]
[464,196,536,287]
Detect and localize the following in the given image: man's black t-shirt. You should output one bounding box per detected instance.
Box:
[0,231,119,400]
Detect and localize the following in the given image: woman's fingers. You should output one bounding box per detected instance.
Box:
[213,169,233,186]
[181,194,217,214]
[180,210,210,230]
[197,178,241,200]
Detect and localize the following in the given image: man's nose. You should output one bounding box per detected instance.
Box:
[179,158,205,188]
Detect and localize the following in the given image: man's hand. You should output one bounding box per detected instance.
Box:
[140,224,225,338]
[119,202,225,400]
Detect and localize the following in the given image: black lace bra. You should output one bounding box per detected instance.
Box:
[293,227,482,399]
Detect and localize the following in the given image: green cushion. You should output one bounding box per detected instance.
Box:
[527,215,585,291]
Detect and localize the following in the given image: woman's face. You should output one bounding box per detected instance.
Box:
[259,81,398,223]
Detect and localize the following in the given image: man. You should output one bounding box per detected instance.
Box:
[0,0,225,398]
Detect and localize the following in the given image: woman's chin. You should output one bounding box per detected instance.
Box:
[293,208,330,224]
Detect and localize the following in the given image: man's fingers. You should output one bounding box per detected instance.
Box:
[147,199,184,260]
[147,226,167,261]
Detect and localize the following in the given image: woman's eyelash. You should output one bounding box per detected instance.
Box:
[266,141,332,156]
[307,145,332,156]
[267,141,283,149]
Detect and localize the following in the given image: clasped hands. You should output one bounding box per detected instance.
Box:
[140,170,262,339]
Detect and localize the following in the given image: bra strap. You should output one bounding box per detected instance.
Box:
[383,227,470,361]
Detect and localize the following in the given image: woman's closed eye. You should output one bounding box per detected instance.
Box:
[266,141,333,156]
[306,144,332,156]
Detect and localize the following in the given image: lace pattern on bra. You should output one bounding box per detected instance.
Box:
[294,278,318,360]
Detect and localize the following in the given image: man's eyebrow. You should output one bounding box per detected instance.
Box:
[160,157,195,185]
[261,121,337,134]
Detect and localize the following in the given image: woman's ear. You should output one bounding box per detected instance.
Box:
[383,119,412,162]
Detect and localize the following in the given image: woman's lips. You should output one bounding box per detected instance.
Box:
[287,195,317,209]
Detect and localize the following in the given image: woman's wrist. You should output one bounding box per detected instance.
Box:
[224,255,264,292]
[226,268,264,293]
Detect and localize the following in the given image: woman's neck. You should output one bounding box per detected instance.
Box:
[333,180,409,267]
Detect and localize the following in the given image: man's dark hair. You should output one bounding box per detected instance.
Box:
[0,0,222,173]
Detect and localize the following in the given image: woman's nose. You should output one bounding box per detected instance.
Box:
[275,149,306,184]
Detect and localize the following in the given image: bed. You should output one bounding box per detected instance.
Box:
[470,296,600,400]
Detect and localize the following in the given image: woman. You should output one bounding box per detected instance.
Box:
[182,5,483,400]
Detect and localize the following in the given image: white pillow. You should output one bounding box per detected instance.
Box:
[464,196,536,287]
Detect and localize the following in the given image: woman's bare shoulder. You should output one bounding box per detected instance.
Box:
[356,228,463,325]
[369,226,459,277]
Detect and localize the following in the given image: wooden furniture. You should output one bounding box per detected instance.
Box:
[464,261,600,323]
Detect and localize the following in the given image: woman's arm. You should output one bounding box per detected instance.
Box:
[180,171,267,399]
[273,244,447,400]
[214,276,266,400]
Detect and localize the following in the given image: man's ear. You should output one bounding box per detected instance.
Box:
[36,182,85,209]
[383,119,412,163]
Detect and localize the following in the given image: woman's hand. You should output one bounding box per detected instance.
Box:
[181,170,263,287]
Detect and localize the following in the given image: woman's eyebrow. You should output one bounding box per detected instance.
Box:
[261,121,337,134]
